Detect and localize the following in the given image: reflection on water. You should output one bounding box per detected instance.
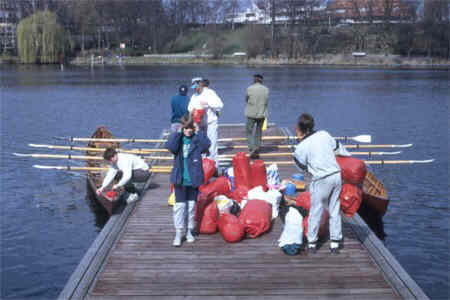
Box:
[358,202,386,240]
[85,180,109,228]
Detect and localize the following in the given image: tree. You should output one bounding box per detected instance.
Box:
[17,10,69,63]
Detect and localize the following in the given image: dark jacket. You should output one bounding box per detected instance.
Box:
[171,94,189,124]
[165,131,211,187]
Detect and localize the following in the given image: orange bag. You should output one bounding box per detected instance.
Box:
[232,152,251,190]
[202,158,216,184]
[238,199,272,238]
[335,155,367,186]
[340,183,362,217]
[199,201,219,234]
[192,108,205,124]
[218,213,245,243]
[250,159,267,190]
[199,176,232,198]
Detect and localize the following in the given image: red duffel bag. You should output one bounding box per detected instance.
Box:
[229,185,248,203]
[335,156,367,186]
[217,213,245,243]
[192,108,205,124]
[250,159,267,190]
[303,208,330,239]
[340,183,362,218]
[238,199,272,238]
[232,152,251,190]
[199,176,232,198]
[203,158,216,184]
[296,191,311,210]
[195,192,217,231]
[199,201,219,234]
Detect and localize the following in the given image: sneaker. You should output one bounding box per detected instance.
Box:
[173,230,183,247]
[330,240,341,255]
[186,229,195,243]
[307,243,317,254]
[126,193,139,204]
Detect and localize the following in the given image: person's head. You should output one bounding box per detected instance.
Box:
[191,77,203,94]
[296,113,315,139]
[103,147,118,163]
[180,113,195,137]
[202,78,210,87]
[253,74,263,83]
[178,85,188,96]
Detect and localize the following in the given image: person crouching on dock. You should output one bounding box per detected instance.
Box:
[166,114,211,247]
[96,147,150,204]
[293,113,343,254]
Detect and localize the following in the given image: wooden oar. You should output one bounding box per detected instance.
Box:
[28,143,168,154]
[55,134,372,144]
[14,152,175,161]
[220,144,413,149]
[220,134,372,143]
[33,165,172,172]
[217,151,401,158]
[218,159,434,166]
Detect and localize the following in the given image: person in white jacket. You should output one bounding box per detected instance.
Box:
[96,147,150,204]
[188,78,223,167]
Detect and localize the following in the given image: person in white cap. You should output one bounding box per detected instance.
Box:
[188,77,223,168]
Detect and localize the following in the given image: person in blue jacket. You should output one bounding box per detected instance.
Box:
[165,114,211,247]
[170,85,189,133]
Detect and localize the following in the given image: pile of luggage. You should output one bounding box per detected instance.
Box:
[170,152,368,249]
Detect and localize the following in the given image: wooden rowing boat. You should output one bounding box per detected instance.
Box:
[86,127,122,215]
[362,170,389,216]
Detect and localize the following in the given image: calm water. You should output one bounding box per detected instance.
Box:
[1,65,449,299]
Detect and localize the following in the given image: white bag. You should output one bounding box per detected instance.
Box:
[278,207,304,248]
[266,163,280,188]
[214,195,234,213]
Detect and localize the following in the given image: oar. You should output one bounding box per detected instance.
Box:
[220,144,412,149]
[33,165,172,172]
[217,151,401,158]
[219,134,372,143]
[54,134,372,144]
[14,152,175,161]
[28,143,169,154]
[219,159,433,166]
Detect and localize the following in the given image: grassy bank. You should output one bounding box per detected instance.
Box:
[69,53,450,69]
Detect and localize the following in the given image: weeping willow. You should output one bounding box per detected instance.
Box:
[17,11,68,64]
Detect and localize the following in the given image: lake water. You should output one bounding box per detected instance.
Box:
[1,64,448,299]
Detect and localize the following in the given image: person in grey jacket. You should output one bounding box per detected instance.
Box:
[293,113,343,254]
[245,74,269,158]
[165,114,211,247]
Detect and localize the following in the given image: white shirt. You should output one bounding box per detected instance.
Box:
[294,130,341,181]
[188,87,223,124]
[101,153,149,189]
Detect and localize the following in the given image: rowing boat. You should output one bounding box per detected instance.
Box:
[362,170,389,216]
[86,126,122,215]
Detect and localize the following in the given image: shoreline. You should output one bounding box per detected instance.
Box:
[2,54,449,70]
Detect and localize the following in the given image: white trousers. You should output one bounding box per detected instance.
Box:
[206,120,218,168]
[308,172,342,243]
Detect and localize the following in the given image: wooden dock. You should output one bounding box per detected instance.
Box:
[59,124,428,300]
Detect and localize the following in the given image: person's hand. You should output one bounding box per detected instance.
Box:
[194,123,199,133]
[112,184,119,190]
[96,188,103,196]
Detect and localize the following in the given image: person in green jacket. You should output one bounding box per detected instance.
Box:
[245,74,269,158]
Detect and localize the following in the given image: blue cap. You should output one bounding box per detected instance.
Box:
[292,173,304,181]
[285,183,296,196]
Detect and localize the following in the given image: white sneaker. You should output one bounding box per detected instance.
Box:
[126,193,139,204]
[186,229,195,243]
[173,229,183,247]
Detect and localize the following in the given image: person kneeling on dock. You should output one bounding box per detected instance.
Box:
[96,147,150,204]
[293,113,343,254]
[165,114,211,247]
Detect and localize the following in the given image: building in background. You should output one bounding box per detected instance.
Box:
[0,0,19,54]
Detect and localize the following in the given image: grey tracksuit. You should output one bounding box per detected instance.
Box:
[294,130,343,243]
